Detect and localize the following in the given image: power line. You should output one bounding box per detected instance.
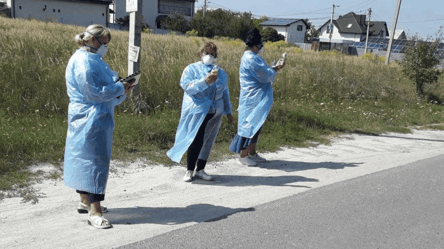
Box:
[274,7,332,16]
[340,0,378,13]
[396,18,444,24]
[371,12,385,22]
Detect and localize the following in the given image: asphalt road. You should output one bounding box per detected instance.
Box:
[118,154,444,249]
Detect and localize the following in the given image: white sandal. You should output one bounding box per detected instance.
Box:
[77,202,108,214]
[88,213,112,229]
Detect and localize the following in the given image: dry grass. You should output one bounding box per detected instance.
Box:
[1,16,444,202]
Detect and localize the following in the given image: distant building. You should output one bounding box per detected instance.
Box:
[0,0,11,8]
[318,12,389,43]
[4,0,196,32]
[10,0,111,27]
[389,29,407,40]
[110,0,197,33]
[0,0,11,17]
[260,18,309,44]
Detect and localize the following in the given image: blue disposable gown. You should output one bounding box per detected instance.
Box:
[64,49,126,194]
[167,62,232,163]
[237,50,277,138]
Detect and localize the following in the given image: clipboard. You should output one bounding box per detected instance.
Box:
[119,71,141,85]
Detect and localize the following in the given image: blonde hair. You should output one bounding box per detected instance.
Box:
[74,24,111,47]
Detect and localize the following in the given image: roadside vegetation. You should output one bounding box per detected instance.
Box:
[1,17,443,202]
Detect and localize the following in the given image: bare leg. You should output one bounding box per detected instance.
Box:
[248,144,257,155]
[240,149,249,158]
[240,143,256,158]
[90,201,103,216]
[80,194,90,207]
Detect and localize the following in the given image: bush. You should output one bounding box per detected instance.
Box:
[361,53,374,60]
[321,50,342,56]
[362,53,386,63]
[116,15,150,31]
[185,29,198,37]
[264,40,294,50]
[293,47,303,53]
[161,12,189,33]
[400,34,443,96]
[261,27,285,43]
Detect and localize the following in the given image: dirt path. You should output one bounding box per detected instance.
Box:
[1,129,444,249]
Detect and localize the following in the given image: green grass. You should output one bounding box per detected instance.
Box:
[1,16,444,202]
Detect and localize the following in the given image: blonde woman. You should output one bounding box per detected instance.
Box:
[64,24,134,229]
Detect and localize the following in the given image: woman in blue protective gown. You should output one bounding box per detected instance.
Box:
[229,28,285,166]
[167,42,233,182]
[64,25,134,229]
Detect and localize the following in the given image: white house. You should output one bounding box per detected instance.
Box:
[318,12,388,44]
[260,18,309,44]
[110,0,196,33]
[10,0,111,27]
[389,29,407,40]
[0,0,11,7]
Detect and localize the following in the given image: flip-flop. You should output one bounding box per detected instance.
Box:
[88,214,112,229]
[77,202,108,214]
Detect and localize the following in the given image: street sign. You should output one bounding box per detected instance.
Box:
[128,45,140,62]
[126,0,137,12]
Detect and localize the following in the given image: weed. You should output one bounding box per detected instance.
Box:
[1,17,444,202]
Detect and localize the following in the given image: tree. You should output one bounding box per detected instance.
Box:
[116,15,130,28]
[261,27,285,43]
[400,32,443,97]
[189,9,255,39]
[305,21,319,42]
[253,16,269,32]
[116,15,150,31]
[161,12,189,33]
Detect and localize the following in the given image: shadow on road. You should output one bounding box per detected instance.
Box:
[376,134,444,143]
[194,174,318,187]
[252,160,362,172]
[108,204,255,225]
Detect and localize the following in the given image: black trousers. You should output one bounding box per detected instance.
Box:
[76,190,105,203]
[187,113,215,171]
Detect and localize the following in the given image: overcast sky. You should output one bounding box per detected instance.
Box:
[196,0,444,38]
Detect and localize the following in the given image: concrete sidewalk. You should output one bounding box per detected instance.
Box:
[1,129,444,248]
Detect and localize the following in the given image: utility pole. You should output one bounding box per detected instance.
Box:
[364,8,372,54]
[385,0,402,64]
[203,0,207,19]
[127,0,143,92]
[329,4,339,48]
[202,0,207,37]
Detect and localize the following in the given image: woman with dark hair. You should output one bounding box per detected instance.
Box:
[229,28,285,166]
[167,42,233,182]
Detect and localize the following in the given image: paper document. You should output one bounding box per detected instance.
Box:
[272,52,287,69]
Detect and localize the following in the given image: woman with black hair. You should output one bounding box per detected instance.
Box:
[229,28,285,166]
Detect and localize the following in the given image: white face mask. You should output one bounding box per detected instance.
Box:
[202,54,216,65]
[96,44,108,57]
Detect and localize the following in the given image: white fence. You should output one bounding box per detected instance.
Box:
[294,43,312,50]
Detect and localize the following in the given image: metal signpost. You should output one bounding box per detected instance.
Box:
[127,0,143,92]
